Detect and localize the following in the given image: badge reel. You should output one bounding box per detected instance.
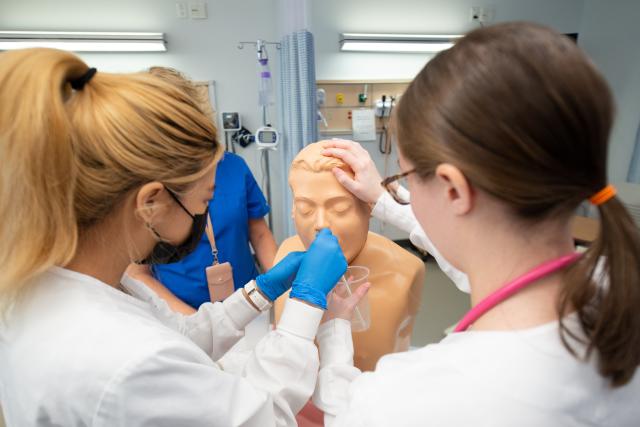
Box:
[206,254,234,302]
[204,216,235,302]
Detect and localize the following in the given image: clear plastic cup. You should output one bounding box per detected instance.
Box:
[335,265,370,332]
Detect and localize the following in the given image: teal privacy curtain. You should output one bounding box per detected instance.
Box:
[628,119,640,183]
[278,30,318,237]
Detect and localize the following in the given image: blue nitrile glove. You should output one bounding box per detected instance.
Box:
[290,228,348,309]
[255,251,306,301]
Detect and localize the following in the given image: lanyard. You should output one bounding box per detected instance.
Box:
[205,214,219,264]
[454,253,581,332]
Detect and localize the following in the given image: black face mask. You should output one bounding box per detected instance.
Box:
[138,189,208,265]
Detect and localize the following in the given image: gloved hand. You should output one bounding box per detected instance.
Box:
[255,251,305,301]
[290,228,347,309]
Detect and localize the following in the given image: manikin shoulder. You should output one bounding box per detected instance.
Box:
[274,235,306,264]
[362,231,425,279]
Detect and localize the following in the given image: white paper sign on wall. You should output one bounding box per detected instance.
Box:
[351,108,376,142]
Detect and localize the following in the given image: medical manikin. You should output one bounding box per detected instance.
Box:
[274,142,425,371]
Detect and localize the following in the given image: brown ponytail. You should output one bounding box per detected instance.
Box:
[0,48,219,317]
[396,22,640,386]
[561,197,640,386]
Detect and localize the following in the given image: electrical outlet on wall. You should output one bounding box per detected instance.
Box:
[481,6,495,22]
[470,6,482,22]
[470,6,495,23]
[189,1,208,19]
[176,2,187,18]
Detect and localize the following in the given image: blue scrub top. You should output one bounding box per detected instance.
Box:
[152,152,270,309]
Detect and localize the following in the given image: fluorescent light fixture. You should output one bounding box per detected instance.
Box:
[0,31,166,52]
[340,33,461,53]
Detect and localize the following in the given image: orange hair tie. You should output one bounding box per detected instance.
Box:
[589,184,617,206]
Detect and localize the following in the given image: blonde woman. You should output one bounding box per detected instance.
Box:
[0,48,346,426]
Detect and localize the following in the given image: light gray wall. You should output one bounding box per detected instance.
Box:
[578,0,640,183]
[311,0,586,81]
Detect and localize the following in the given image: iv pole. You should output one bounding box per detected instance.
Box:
[237,40,280,231]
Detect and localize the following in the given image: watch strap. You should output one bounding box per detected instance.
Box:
[244,280,271,312]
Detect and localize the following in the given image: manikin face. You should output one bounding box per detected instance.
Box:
[290,168,370,264]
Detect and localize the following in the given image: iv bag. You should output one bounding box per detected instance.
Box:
[258,58,274,106]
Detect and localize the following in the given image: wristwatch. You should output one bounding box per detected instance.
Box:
[244,280,272,312]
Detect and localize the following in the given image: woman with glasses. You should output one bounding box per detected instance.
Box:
[311,22,640,426]
[321,139,470,293]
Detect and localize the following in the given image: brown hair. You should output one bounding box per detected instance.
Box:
[396,22,640,386]
[0,48,220,314]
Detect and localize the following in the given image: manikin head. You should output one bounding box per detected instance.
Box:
[289,142,370,263]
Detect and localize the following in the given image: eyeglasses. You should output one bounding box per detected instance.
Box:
[380,169,415,205]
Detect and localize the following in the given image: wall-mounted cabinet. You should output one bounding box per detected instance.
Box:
[317,80,410,135]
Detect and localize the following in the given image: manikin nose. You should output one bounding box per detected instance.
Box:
[314,209,330,231]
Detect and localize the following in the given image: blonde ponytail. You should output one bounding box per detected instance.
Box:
[0,48,219,316]
[0,49,87,312]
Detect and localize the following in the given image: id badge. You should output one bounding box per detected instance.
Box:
[206,262,234,302]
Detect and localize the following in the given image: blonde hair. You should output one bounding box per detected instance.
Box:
[148,66,205,106]
[0,48,220,315]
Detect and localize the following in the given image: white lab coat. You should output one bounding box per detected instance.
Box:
[313,317,640,426]
[0,266,323,426]
[312,191,640,426]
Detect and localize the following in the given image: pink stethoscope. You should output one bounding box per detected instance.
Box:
[453,252,582,332]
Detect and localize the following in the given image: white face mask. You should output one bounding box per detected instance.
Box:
[442,263,471,293]
[410,231,471,293]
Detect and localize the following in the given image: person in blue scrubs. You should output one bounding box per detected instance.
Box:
[129,151,277,314]
[127,67,277,314]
